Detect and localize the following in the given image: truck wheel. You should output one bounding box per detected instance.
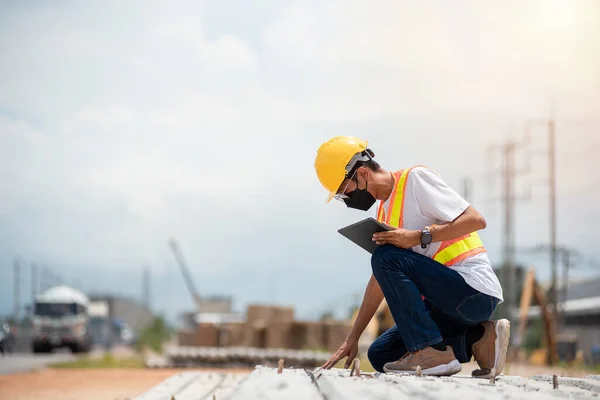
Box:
[33,343,50,353]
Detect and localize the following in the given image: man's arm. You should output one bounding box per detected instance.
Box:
[348,274,385,341]
[426,205,486,243]
[372,206,486,248]
[374,166,488,248]
[321,274,384,369]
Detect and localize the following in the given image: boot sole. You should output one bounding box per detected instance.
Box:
[473,319,510,379]
[384,359,462,376]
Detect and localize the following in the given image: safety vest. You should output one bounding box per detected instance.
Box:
[376,166,487,266]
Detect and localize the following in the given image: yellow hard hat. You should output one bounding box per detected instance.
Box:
[314,136,369,202]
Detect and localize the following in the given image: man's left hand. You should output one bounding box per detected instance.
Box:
[372,228,421,249]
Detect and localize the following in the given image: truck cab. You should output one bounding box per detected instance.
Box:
[31,286,93,353]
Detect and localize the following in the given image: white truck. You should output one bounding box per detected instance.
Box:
[31,285,93,353]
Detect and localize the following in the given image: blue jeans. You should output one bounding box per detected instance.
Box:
[368,244,500,372]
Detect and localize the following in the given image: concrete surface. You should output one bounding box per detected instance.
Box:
[134,371,246,400]
[228,367,322,400]
[0,352,76,375]
[135,366,600,399]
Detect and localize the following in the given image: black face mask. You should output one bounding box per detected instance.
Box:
[343,177,376,211]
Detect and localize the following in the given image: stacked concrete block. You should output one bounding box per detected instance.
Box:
[222,322,246,347]
[289,322,327,350]
[176,303,350,352]
[177,330,197,346]
[243,323,267,348]
[243,305,295,348]
[324,321,352,352]
[266,321,293,349]
[195,323,220,347]
[246,305,295,325]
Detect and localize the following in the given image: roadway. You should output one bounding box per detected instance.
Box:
[0,351,76,375]
[0,325,131,375]
[0,326,78,375]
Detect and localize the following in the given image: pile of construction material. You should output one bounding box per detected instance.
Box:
[147,346,331,369]
[176,304,351,354]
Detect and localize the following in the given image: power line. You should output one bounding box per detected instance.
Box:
[14,258,20,321]
[485,136,531,323]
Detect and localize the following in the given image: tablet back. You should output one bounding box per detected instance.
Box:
[337,217,393,254]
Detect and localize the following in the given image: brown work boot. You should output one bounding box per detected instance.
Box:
[471,319,510,379]
[383,345,462,376]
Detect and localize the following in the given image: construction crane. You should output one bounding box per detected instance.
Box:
[168,237,202,312]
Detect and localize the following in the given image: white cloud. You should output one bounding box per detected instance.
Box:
[0,0,598,319]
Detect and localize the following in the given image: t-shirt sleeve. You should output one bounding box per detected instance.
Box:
[410,167,470,222]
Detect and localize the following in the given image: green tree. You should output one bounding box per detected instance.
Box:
[135,316,171,353]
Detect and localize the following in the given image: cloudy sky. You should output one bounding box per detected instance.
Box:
[1,0,599,323]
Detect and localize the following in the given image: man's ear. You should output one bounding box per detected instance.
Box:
[356,167,369,181]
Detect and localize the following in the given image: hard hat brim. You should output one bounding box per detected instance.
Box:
[325,191,336,203]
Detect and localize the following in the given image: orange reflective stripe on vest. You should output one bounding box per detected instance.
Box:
[376,166,486,266]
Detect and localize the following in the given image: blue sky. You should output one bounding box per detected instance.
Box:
[1,0,599,324]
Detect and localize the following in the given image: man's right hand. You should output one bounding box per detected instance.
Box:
[321,337,359,370]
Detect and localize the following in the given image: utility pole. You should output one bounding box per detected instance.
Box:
[41,266,49,292]
[548,120,558,315]
[486,137,529,323]
[559,248,570,330]
[502,142,520,321]
[14,259,20,321]
[521,118,559,314]
[142,266,150,309]
[31,263,38,304]
[461,177,472,203]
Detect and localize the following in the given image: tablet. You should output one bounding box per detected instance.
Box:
[337,217,395,254]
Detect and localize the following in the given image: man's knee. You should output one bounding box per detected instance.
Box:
[367,342,386,373]
[371,244,412,273]
[371,244,394,273]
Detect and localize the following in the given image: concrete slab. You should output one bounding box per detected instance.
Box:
[134,366,600,400]
[316,368,409,399]
[227,365,323,400]
[532,374,600,392]
[133,372,203,400]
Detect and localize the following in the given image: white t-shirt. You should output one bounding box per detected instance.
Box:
[379,166,504,303]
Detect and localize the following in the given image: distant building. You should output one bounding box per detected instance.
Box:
[88,295,154,347]
[177,296,244,331]
[196,296,234,314]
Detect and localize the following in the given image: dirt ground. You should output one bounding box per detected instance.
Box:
[0,368,251,400]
